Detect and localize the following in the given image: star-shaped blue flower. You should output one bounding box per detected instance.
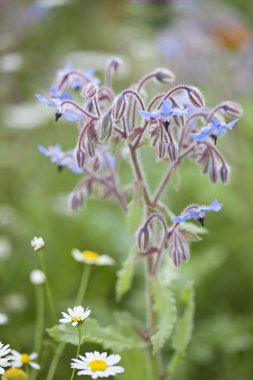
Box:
[173,198,223,225]
[139,100,185,120]
[38,145,83,174]
[35,94,83,122]
[192,118,238,144]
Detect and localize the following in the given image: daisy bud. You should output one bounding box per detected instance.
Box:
[220,163,229,183]
[187,87,205,108]
[81,83,97,98]
[156,140,166,159]
[98,114,113,142]
[137,227,150,251]
[155,68,175,84]
[168,141,178,161]
[76,148,86,168]
[30,269,45,285]
[112,95,126,121]
[223,101,243,118]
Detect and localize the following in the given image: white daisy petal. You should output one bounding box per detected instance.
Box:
[30,362,41,370]
[107,354,121,366]
[0,367,4,375]
[30,353,38,360]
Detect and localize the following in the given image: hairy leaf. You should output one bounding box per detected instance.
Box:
[127,192,143,236]
[166,282,195,376]
[150,276,177,354]
[48,318,144,351]
[115,246,137,301]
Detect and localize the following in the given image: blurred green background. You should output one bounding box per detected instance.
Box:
[0,0,253,379]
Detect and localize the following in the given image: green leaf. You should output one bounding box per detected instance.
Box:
[115,246,137,301]
[179,222,208,236]
[150,276,177,354]
[48,318,144,351]
[171,282,195,353]
[126,192,143,236]
[166,283,195,376]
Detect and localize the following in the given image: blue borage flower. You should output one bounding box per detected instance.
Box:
[139,99,186,120]
[173,198,223,226]
[35,94,83,122]
[51,61,99,96]
[192,118,238,144]
[38,145,83,174]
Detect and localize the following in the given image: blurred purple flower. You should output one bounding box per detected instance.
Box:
[173,198,223,225]
[38,145,83,174]
[192,118,238,144]
[139,100,185,120]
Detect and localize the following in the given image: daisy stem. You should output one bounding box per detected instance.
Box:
[46,342,66,380]
[75,265,91,306]
[33,285,44,355]
[70,325,82,380]
[39,250,57,325]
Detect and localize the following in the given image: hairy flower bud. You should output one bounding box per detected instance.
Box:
[155,68,175,84]
[98,114,113,142]
[137,227,150,251]
[223,101,243,118]
[87,141,95,157]
[187,86,205,108]
[156,140,166,159]
[76,148,85,168]
[112,95,126,121]
[220,163,229,183]
[209,161,218,183]
[168,141,178,161]
[173,114,185,128]
[81,83,97,98]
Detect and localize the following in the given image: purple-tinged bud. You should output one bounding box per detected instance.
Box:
[71,194,79,211]
[81,83,97,98]
[223,101,243,118]
[178,235,189,262]
[187,86,205,108]
[76,148,86,168]
[137,227,150,251]
[202,157,210,174]
[156,140,166,159]
[150,131,160,147]
[168,141,178,161]
[209,161,218,183]
[155,68,175,84]
[55,112,62,122]
[220,163,229,183]
[170,246,181,267]
[87,141,95,157]
[112,95,126,121]
[92,157,100,171]
[173,114,185,128]
[98,114,113,142]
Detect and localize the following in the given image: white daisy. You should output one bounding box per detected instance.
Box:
[59,306,91,326]
[30,269,45,285]
[31,237,45,251]
[8,351,40,370]
[71,351,124,379]
[71,249,114,266]
[0,342,11,375]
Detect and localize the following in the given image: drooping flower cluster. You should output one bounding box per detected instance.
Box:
[36,58,242,267]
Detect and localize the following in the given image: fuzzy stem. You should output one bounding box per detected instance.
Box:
[39,250,56,325]
[61,100,98,120]
[75,265,91,306]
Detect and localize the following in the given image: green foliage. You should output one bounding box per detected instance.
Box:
[48,317,144,352]
[115,246,137,301]
[126,192,144,236]
[167,283,195,375]
[150,276,177,354]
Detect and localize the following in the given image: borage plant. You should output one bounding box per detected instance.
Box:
[35,58,242,380]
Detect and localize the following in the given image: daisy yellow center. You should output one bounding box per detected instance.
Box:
[3,368,28,380]
[20,354,30,365]
[82,251,99,261]
[71,316,83,323]
[88,359,108,372]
